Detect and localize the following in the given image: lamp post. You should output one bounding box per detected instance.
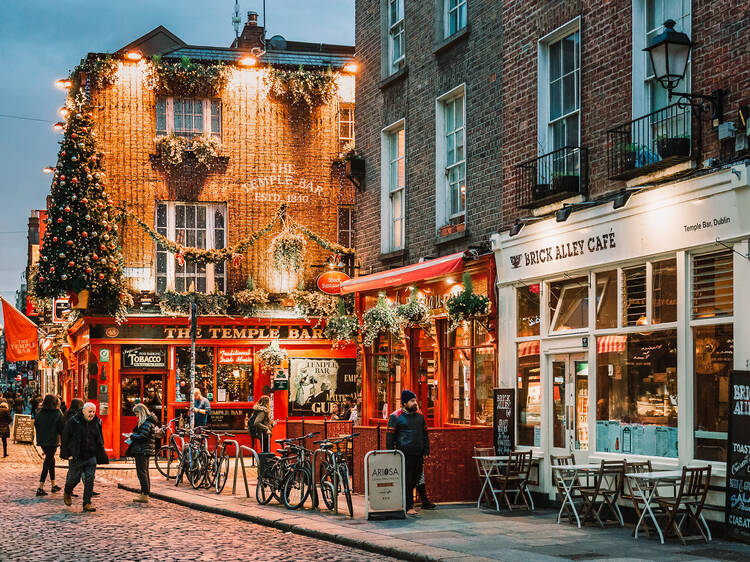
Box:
[189,301,197,430]
[644,19,726,124]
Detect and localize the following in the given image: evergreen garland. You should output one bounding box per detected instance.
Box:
[144,55,231,97]
[265,66,338,110]
[231,276,270,317]
[158,291,228,316]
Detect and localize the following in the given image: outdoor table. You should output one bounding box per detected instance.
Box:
[473,456,509,510]
[550,463,602,528]
[625,470,700,544]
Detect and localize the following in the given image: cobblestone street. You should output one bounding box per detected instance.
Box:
[0,442,394,562]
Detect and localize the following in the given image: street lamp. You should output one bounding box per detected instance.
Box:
[644,19,725,122]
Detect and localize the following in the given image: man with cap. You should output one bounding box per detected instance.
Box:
[386,389,429,515]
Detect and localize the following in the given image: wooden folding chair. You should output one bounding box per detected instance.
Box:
[622,460,654,536]
[655,465,712,544]
[495,450,533,512]
[578,460,625,527]
[474,446,499,508]
[551,454,579,521]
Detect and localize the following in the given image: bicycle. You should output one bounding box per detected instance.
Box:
[153,418,183,480]
[314,433,358,516]
[256,437,297,505]
[194,428,234,494]
[255,432,318,509]
[174,429,208,489]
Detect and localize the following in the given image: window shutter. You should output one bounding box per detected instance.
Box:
[692,249,733,319]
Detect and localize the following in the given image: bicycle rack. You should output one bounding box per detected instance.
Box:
[312,447,340,514]
[219,439,240,495]
[232,445,259,498]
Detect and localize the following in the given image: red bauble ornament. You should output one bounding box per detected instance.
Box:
[98,273,105,280]
[92,253,98,260]
[60,175,66,180]
[68,261,74,267]
[61,151,66,157]
[66,240,73,246]
[50,267,55,273]
[38,276,44,282]
[85,267,92,274]
[52,236,58,242]
[100,244,106,251]
[64,206,70,212]
[81,198,88,204]
[71,132,77,138]
[71,178,78,184]
[81,127,88,132]
[82,231,88,237]
[57,218,63,224]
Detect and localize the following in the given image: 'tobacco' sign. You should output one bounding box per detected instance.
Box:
[121,346,167,369]
[316,271,350,295]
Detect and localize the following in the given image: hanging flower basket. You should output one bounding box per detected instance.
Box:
[290,289,338,325]
[269,224,306,272]
[158,291,228,316]
[144,56,231,98]
[257,340,288,369]
[396,288,430,329]
[324,314,360,348]
[445,273,491,332]
[265,66,338,110]
[153,134,223,173]
[362,294,401,347]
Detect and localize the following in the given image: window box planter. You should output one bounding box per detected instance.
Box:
[440,224,457,236]
[345,157,365,178]
[551,174,580,195]
[656,137,690,159]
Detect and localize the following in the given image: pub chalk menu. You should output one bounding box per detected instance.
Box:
[726,370,750,543]
[493,388,515,456]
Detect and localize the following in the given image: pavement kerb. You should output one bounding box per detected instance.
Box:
[117,482,437,562]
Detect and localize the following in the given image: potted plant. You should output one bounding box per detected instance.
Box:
[396,287,431,330]
[324,298,360,348]
[656,134,690,159]
[341,145,365,178]
[551,171,580,194]
[614,142,642,170]
[445,273,491,332]
[362,294,401,346]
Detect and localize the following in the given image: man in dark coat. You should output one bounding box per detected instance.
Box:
[386,389,429,515]
[60,402,109,512]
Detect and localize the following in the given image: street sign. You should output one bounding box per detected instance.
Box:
[99,348,110,363]
[317,270,351,295]
[364,450,406,520]
[52,297,71,323]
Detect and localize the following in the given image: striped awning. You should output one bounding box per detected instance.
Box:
[518,340,540,358]
[597,335,627,354]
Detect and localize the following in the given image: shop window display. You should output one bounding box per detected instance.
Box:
[517,346,541,446]
[595,270,618,329]
[517,284,541,337]
[622,265,647,326]
[176,347,214,401]
[447,321,495,425]
[549,276,589,332]
[216,364,253,402]
[652,259,677,324]
[694,324,733,462]
[596,330,677,457]
[371,333,404,419]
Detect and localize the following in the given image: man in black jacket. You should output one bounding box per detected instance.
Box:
[386,389,429,514]
[60,402,109,512]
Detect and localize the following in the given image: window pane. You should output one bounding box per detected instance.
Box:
[156,97,167,135]
[175,347,214,402]
[549,277,589,331]
[550,80,562,120]
[176,205,185,228]
[156,251,166,274]
[549,41,561,81]
[562,33,577,75]
[595,270,618,329]
[623,265,648,326]
[517,348,541,446]
[692,249,733,319]
[211,100,221,136]
[449,321,472,347]
[562,73,576,115]
[517,284,541,337]
[652,258,677,324]
[156,203,167,229]
[449,348,471,424]
[197,206,206,228]
[474,347,494,426]
[596,330,678,457]
[552,360,566,448]
[216,364,253,402]
[694,324,733,462]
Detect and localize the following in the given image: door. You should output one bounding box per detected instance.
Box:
[119,373,166,455]
[549,353,589,459]
[411,328,438,427]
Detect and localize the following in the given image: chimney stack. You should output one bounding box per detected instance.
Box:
[232,11,264,49]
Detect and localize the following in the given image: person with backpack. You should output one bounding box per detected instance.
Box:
[124,403,158,503]
[34,394,65,496]
[248,395,274,453]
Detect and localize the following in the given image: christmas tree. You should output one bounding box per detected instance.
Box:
[35,93,129,320]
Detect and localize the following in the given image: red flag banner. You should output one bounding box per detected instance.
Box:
[2,297,39,362]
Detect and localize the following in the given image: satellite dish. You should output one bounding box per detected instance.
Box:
[268,35,287,50]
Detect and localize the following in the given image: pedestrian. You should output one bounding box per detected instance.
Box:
[60,402,109,512]
[64,399,84,423]
[191,389,211,427]
[13,395,23,416]
[58,396,67,416]
[34,394,65,496]
[250,395,274,453]
[386,390,429,515]
[0,399,11,457]
[30,394,41,419]
[124,403,158,503]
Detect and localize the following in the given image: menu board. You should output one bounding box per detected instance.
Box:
[13,414,34,444]
[175,407,249,431]
[726,370,750,544]
[493,388,515,455]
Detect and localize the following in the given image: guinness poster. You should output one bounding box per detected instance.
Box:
[288,358,357,416]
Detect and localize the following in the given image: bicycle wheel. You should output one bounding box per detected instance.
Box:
[339,463,353,517]
[320,466,336,511]
[215,454,230,494]
[282,467,311,510]
[154,445,180,479]
[189,449,208,489]
[202,453,217,489]
[256,464,277,505]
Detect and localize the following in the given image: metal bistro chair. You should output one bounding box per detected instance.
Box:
[655,465,712,544]
[578,460,626,527]
[622,460,655,537]
[495,450,534,512]
[551,454,580,522]
[474,446,501,508]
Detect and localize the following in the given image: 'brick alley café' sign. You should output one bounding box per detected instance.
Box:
[93,324,329,341]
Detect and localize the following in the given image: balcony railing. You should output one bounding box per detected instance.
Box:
[515,146,589,209]
[607,103,693,180]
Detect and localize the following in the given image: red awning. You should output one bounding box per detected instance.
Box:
[340,252,465,294]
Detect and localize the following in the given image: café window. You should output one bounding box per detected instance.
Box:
[370,333,404,420]
[549,276,589,332]
[216,349,254,403]
[596,330,678,457]
[447,320,495,426]
[595,270,618,329]
[517,344,541,446]
[517,284,541,337]
[175,347,215,402]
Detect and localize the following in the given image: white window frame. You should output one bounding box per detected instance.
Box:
[380,119,406,253]
[338,103,355,153]
[388,0,405,74]
[444,0,467,38]
[156,97,222,139]
[155,201,226,293]
[632,0,691,119]
[537,18,581,155]
[435,84,467,228]
[337,205,355,249]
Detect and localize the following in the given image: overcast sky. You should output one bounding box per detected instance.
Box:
[0,0,353,323]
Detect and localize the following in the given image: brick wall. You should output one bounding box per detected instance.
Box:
[354,0,503,275]
[501,0,750,228]
[89,62,353,294]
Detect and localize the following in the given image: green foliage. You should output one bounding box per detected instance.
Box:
[70,55,119,95]
[257,340,287,368]
[445,273,491,332]
[145,56,230,97]
[362,294,401,347]
[153,134,222,172]
[290,289,338,325]
[265,66,338,110]
[231,282,270,317]
[396,287,430,328]
[35,93,129,320]
[269,226,306,272]
[158,291,228,316]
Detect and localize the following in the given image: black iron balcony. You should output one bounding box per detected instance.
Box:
[608,103,693,180]
[515,146,589,209]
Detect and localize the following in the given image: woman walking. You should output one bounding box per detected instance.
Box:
[125,403,158,503]
[34,394,65,495]
[0,399,11,457]
[251,395,274,453]
[64,399,84,423]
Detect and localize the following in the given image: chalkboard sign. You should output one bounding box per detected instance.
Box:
[175,407,250,431]
[13,414,34,444]
[493,388,515,456]
[726,370,750,544]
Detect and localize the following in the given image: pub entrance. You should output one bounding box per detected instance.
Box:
[119,372,166,455]
[409,327,439,427]
[548,352,589,459]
